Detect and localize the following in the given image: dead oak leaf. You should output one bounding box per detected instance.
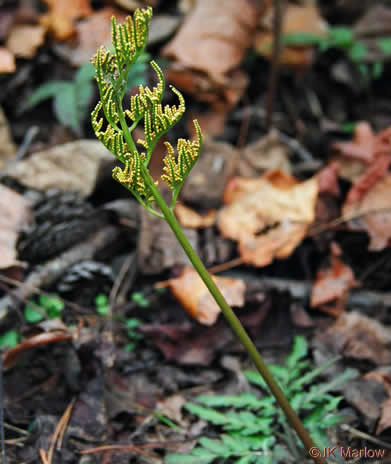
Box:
[40,0,92,41]
[167,266,246,325]
[343,162,391,251]
[218,171,318,267]
[6,25,46,58]
[163,0,258,81]
[0,47,15,73]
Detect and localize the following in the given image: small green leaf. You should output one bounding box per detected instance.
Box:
[282,32,324,47]
[22,81,69,112]
[185,403,228,426]
[165,452,214,464]
[96,305,110,316]
[24,303,45,323]
[0,330,19,349]
[377,37,391,55]
[329,27,353,48]
[199,437,231,456]
[126,318,142,329]
[131,292,149,307]
[348,42,367,62]
[53,84,80,134]
[95,294,108,307]
[75,62,95,84]
[285,336,308,369]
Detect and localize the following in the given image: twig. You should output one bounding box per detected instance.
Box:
[340,424,391,449]
[15,126,39,161]
[265,0,284,131]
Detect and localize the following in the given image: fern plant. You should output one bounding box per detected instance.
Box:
[166,336,357,464]
[22,52,149,135]
[91,8,327,463]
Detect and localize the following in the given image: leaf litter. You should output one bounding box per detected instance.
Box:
[3,1,391,462]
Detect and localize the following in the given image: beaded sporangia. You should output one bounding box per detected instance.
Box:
[91,8,325,463]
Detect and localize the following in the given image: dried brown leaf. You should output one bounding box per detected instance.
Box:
[163,0,258,81]
[40,0,92,41]
[218,171,318,267]
[0,47,15,74]
[4,140,113,197]
[167,266,246,325]
[0,184,31,269]
[319,312,391,365]
[343,160,391,251]
[6,25,46,58]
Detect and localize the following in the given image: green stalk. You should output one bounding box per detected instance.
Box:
[137,166,326,464]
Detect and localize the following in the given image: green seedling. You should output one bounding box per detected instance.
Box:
[167,336,357,464]
[131,291,150,307]
[0,330,19,349]
[281,26,391,81]
[124,317,143,352]
[91,8,327,462]
[95,293,110,316]
[24,294,64,323]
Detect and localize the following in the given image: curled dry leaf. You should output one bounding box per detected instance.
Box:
[163,0,258,81]
[311,243,356,315]
[0,47,15,73]
[333,123,391,182]
[40,0,92,41]
[342,157,391,251]
[333,122,376,164]
[218,171,318,267]
[317,162,340,196]
[6,25,46,58]
[0,184,31,269]
[167,266,246,325]
[3,331,72,370]
[54,8,127,66]
[318,311,391,365]
[174,203,216,229]
[5,140,113,197]
[255,3,328,68]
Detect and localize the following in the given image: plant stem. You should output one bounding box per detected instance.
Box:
[140,168,326,464]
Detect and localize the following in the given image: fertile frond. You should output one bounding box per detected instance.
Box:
[125,61,164,124]
[112,152,153,200]
[161,119,202,189]
[91,101,127,162]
